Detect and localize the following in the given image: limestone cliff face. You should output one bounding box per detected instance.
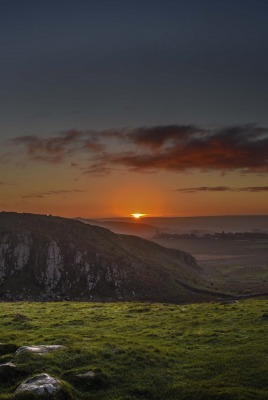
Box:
[0,212,211,303]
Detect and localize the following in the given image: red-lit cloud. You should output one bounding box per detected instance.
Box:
[8,124,268,174]
[108,124,268,173]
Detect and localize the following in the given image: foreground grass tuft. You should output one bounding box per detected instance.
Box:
[0,299,267,399]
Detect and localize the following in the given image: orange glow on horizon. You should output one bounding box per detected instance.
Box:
[131,213,147,219]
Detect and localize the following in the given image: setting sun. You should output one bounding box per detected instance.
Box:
[131,213,147,219]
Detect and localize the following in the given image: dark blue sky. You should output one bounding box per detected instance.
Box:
[1,0,268,138]
[1,1,268,217]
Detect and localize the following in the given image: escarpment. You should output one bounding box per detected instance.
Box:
[0,212,216,303]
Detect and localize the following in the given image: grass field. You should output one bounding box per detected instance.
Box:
[152,237,268,294]
[0,300,267,399]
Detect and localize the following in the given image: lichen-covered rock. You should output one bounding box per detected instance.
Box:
[13,233,32,271]
[0,362,16,368]
[15,373,61,395]
[15,345,64,356]
[45,241,63,289]
[76,371,96,379]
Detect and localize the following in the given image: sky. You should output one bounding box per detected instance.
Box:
[1,0,268,218]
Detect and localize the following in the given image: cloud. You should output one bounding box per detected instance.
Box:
[177,186,268,193]
[128,125,204,149]
[108,124,268,173]
[0,153,11,165]
[8,123,268,173]
[0,181,17,186]
[82,163,112,177]
[10,130,103,163]
[21,189,87,199]
[243,186,268,192]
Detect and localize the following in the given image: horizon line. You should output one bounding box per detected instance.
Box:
[1,210,268,219]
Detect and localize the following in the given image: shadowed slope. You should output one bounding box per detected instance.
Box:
[0,212,223,303]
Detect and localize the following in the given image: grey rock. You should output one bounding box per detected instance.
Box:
[76,370,96,379]
[15,345,64,356]
[15,373,61,395]
[0,362,16,368]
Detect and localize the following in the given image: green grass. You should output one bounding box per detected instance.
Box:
[0,299,267,399]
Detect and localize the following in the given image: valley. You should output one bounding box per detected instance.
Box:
[79,215,268,296]
[0,212,267,399]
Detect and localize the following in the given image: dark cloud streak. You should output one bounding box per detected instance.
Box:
[10,130,103,163]
[21,189,87,199]
[8,124,268,174]
[0,181,17,186]
[177,186,268,193]
[111,124,268,173]
[129,125,202,149]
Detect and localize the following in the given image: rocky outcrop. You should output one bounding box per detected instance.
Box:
[15,345,65,356]
[0,212,215,303]
[15,373,61,395]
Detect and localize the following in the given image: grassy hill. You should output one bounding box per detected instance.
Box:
[0,299,267,399]
[76,218,158,238]
[0,212,223,303]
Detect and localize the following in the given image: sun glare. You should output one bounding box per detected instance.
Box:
[131,213,147,219]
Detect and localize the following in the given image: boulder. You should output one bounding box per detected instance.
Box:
[76,370,96,379]
[15,345,64,356]
[0,362,16,368]
[15,373,61,395]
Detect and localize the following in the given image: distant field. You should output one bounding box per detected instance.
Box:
[0,300,267,399]
[152,237,268,294]
[81,216,268,295]
[102,215,268,235]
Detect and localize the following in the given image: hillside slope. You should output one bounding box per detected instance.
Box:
[76,218,158,238]
[0,212,219,303]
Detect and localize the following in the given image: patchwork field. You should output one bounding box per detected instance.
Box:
[152,237,268,294]
[0,299,267,399]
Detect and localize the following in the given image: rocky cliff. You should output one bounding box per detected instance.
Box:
[0,212,215,303]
